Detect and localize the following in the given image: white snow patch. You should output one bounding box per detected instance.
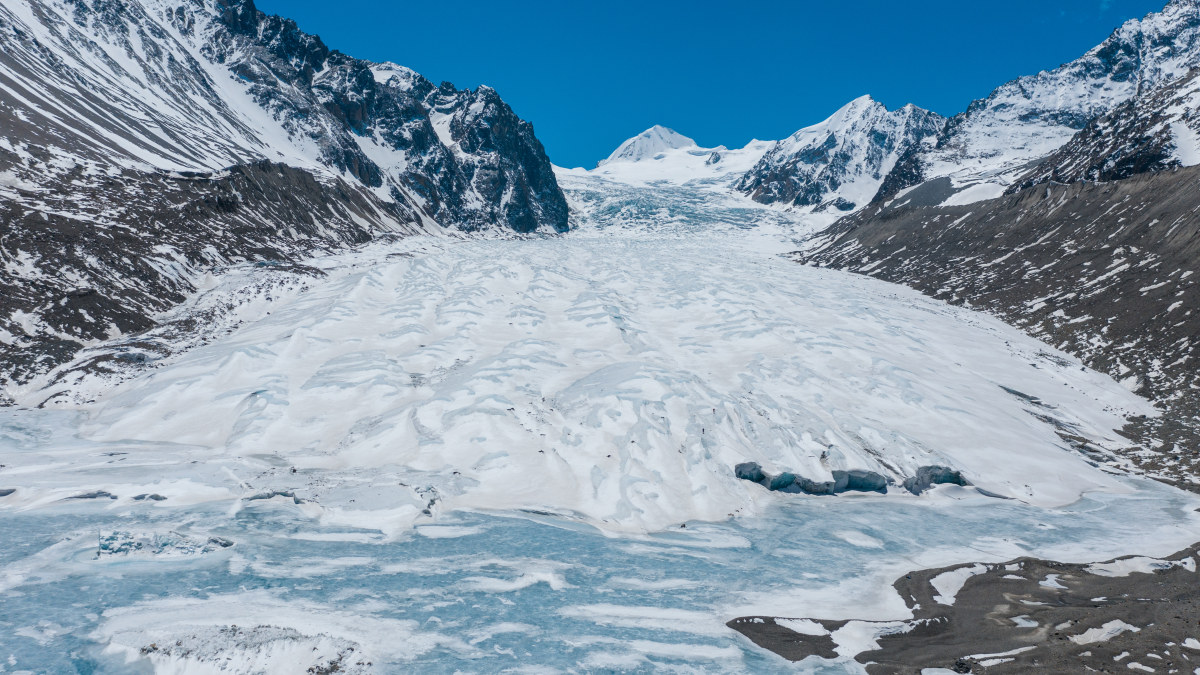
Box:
[931,564,987,605]
[1087,555,1196,577]
[1070,619,1142,645]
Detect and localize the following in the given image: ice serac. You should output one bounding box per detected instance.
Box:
[735,96,944,213]
[0,0,568,393]
[874,0,1200,206]
[599,125,698,166]
[1011,68,1200,189]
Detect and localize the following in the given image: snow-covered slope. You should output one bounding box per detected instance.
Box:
[556,131,814,238]
[578,130,774,189]
[599,125,698,166]
[1013,68,1200,188]
[876,0,1200,205]
[736,95,944,213]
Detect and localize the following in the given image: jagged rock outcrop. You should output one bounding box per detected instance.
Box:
[0,0,567,233]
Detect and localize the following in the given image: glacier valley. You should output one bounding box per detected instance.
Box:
[1,169,1198,674]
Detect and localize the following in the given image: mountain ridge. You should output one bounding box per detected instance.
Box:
[872,0,1200,206]
[0,0,569,397]
[735,95,944,213]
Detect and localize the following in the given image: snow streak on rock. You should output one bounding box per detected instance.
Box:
[1013,68,1200,188]
[0,0,567,232]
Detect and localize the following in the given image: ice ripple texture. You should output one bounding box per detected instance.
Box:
[12,233,1152,530]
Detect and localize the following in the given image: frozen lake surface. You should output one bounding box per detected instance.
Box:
[2,221,1197,673]
[2,478,1198,673]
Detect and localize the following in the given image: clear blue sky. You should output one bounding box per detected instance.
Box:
[255,0,1168,168]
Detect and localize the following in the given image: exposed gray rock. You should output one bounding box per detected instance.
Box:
[132,493,168,501]
[734,462,767,484]
[873,0,1200,204]
[66,491,118,500]
[0,160,418,389]
[245,490,303,504]
[731,543,1200,674]
[0,0,567,233]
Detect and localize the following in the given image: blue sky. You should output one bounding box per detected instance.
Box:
[256,0,1167,168]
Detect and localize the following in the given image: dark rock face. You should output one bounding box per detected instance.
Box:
[870,125,952,206]
[1011,69,1200,190]
[902,466,969,495]
[175,0,569,233]
[424,84,569,233]
[0,0,568,392]
[799,165,1200,485]
[734,462,767,484]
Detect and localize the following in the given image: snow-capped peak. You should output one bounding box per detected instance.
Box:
[736,96,944,212]
[818,94,883,126]
[598,125,698,166]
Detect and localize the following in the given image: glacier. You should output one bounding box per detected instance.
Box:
[3,0,1200,672]
[2,171,1199,673]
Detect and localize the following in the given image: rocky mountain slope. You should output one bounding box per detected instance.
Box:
[736,96,944,213]
[0,0,567,232]
[788,0,1200,489]
[800,165,1200,485]
[874,0,1200,206]
[0,0,567,397]
[1011,68,1200,189]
